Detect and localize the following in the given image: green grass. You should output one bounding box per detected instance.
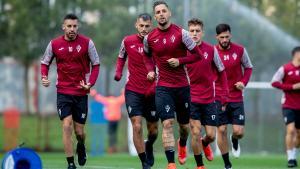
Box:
[1,152,288,169]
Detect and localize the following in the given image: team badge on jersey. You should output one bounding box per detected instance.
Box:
[138,47,143,53]
[296,70,300,76]
[170,35,176,43]
[76,45,81,52]
[232,53,237,60]
[204,52,208,59]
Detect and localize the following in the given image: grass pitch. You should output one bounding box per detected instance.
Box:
[34,153,287,169]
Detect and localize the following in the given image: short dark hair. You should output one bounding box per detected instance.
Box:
[188,18,204,28]
[216,23,231,35]
[153,0,169,11]
[292,46,300,56]
[64,14,78,21]
[138,13,152,21]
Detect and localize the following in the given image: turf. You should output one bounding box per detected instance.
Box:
[24,153,287,169]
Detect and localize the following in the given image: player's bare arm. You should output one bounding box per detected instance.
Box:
[292,82,300,90]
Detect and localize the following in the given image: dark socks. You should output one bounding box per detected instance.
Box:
[179,138,187,147]
[222,153,232,167]
[138,152,147,163]
[165,150,175,163]
[194,154,204,166]
[202,139,209,147]
[231,135,239,150]
[147,134,157,145]
[66,156,75,166]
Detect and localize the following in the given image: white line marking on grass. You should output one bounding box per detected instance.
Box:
[44,166,135,169]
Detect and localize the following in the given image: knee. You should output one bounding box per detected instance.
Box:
[62,123,73,133]
[218,126,227,136]
[132,122,142,133]
[205,134,215,142]
[163,120,174,129]
[233,130,244,139]
[74,128,84,137]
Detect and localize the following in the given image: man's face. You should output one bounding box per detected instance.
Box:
[135,18,152,37]
[188,24,203,44]
[293,51,300,64]
[216,31,231,49]
[62,19,78,40]
[154,4,171,27]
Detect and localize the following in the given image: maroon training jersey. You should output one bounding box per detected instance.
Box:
[41,34,100,96]
[271,62,300,110]
[187,41,227,104]
[115,34,154,95]
[143,24,198,87]
[215,42,253,102]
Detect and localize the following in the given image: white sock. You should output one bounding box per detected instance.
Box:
[287,149,294,160]
[292,148,298,159]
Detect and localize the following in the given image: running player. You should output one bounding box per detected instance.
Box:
[143,1,203,168]
[114,13,159,169]
[215,23,253,169]
[187,18,228,169]
[271,46,300,168]
[41,14,100,169]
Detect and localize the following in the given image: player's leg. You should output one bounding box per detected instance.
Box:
[73,95,88,166]
[107,121,118,153]
[294,110,300,166]
[125,90,150,168]
[283,108,298,167]
[190,103,205,168]
[230,102,245,158]
[57,93,76,169]
[202,102,217,161]
[144,94,159,167]
[175,86,191,165]
[216,101,232,169]
[156,86,177,168]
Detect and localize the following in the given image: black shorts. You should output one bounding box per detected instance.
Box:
[282,108,300,129]
[57,93,88,124]
[216,101,245,126]
[190,102,217,126]
[125,90,159,122]
[155,86,191,124]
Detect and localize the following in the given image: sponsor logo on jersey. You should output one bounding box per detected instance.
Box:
[68,46,73,52]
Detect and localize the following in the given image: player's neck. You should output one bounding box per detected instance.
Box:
[197,40,202,46]
[64,34,77,41]
[158,22,171,31]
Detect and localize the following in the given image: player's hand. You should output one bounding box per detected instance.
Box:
[235,81,245,90]
[41,76,50,87]
[293,82,300,90]
[114,73,122,81]
[222,103,228,112]
[79,80,91,90]
[167,58,179,68]
[147,71,155,82]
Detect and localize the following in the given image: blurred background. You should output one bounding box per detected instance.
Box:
[0,0,299,156]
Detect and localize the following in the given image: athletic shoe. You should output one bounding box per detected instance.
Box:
[230,134,240,158]
[76,143,87,166]
[67,163,76,169]
[166,163,176,169]
[201,138,214,161]
[195,166,206,169]
[145,140,154,166]
[177,139,187,165]
[224,165,232,169]
[142,162,151,169]
[288,159,298,168]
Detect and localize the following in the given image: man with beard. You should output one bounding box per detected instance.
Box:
[271,46,300,168]
[114,13,159,169]
[186,18,228,169]
[41,14,100,169]
[214,23,253,169]
[143,1,203,169]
